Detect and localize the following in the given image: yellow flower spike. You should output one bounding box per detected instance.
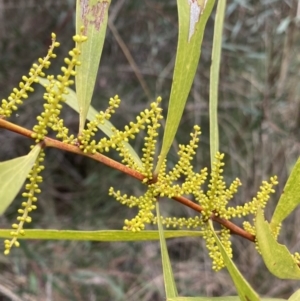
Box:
[95,97,161,155]
[0,34,60,118]
[243,221,256,236]
[116,143,144,173]
[4,150,45,255]
[141,97,163,180]
[32,34,87,143]
[226,175,278,219]
[79,95,121,153]
[293,252,300,265]
[51,116,76,144]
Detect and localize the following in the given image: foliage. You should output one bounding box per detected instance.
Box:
[0,0,300,300]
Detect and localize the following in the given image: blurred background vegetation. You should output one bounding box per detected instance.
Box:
[0,0,300,300]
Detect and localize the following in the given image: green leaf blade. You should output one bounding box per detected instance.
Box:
[0,229,205,241]
[157,203,178,298]
[256,208,300,280]
[209,221,260,301]
[76,0,111,133]
[169,297,286,301]
[209,0,226,165]
[271,157,300,228]
[0,144,41,215]
[155,0,215,173]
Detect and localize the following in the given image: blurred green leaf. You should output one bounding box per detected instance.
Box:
[271,157,300,229]
[0,229,204,241]
[169,297,239,301]
[209,220,259,301]
[76,0,111,133]
[157,202,178,298]
[210,0,226,165]
[288,289,300,301]
[0,144,41,215]
[155,0,215,173]
[38,77,142,167]
[169,297,286,301]
[256,208,300,280]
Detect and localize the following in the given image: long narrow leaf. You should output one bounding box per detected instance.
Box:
[155,0,215,174]
[271,157,300,229]
[0,144,41,214]
[76,0,111,133]
[209,220,260,301]
[169,297,240,301]
[0,229,204,241]
[157,202,178,298]
[169,297,286,301]
[209,0,226,165]
[256,208,300,280]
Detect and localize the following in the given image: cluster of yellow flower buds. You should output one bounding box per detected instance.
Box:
[109,122,279,270]
[4,150,45,255]
[32,33,87,143]
[0,33,59,118]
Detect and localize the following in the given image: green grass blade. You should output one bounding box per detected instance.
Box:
[256,208,300,280]
[169,297,242,301]
[0,229,204,241]
[76,0,111,133]
[271,157,300,229]
[169,297,286,301]
[0,144,41,215]
[157,202,178,298]
[209,220,260,301]
[155,0,215,174]
[209,0,226,165]
[37,78,142,167]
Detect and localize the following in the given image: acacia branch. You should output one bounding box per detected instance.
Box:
[0,118,255,242]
